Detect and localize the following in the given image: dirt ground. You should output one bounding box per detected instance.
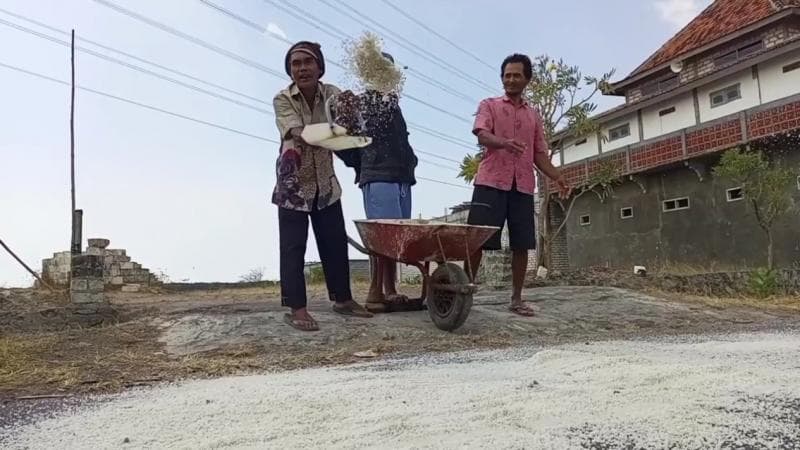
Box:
[1,282,798,401]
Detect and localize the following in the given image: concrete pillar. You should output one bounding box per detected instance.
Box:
[70,254,107,314]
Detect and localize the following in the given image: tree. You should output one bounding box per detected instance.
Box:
[239,267,265,283]
[458,55,614,268]
[713,148,795,270]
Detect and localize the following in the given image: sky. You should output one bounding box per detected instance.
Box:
[0,0,712,286]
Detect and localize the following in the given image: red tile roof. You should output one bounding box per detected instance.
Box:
[629,0,800,77]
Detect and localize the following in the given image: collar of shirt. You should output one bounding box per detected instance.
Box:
[287,82,324,103]
[501,94,530,109]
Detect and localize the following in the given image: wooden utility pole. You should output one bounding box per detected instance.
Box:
[70,29,81,255]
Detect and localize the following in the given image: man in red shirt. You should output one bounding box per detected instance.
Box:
[467,53,570,317]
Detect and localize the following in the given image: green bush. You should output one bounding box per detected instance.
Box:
[748,268,779,298]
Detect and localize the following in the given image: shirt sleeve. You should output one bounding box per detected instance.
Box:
[472,99,494,136]
[273,92,303,140]
[532,108,549,156]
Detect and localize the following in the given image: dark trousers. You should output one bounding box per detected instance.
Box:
[278,200,352,309]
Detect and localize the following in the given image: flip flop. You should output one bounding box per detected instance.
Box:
[283,313,320,331]
[509,303,535,317]
[333,301,374,318]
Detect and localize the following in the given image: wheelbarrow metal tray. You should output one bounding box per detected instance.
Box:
[353,219,498,264]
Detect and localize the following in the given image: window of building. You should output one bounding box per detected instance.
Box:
[784,61,800,73]
[710,84,741,108]
[726,187,744,202]
[659,106,676,117]
[608,123,631,141]
[579,214,591,226]
[574,138,588,146]
[663,197,690,212]
[620,207,634,219]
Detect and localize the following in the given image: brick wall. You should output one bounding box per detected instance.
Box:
[748,100,800,138]
[549,205,569,271]
[686,119,743,156]
[630,136,684,172]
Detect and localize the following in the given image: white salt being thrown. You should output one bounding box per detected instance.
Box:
[342,32,406,95]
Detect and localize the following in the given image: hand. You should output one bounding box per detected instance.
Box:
[503,139,526,155]
[555,175,571,199]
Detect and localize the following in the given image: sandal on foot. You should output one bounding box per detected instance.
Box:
[384,293,410,305]
[509,303,535,317]
[333,301,373,318]
[283,313,319,331]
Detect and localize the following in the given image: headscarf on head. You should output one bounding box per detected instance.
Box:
[284,41,326,78]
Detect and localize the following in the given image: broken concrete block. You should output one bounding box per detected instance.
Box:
[107,249,126,256]
[71,255,103,278]
[111,276,124,285]
[87,279,104,292]
[120,262,134,270]
[88,238,110,249]
[110,265,121,276]
[70,278,88,292]
[121,284,140,293]
[71,292,104,304]
[86,247,104,256]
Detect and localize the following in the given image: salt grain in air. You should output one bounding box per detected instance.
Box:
[342,32,405,95]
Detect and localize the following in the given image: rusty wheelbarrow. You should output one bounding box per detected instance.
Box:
[349,219,499,332]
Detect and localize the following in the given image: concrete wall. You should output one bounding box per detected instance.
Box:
[641,92,697,140]
[601,114,640,153]
[758,49,800,104]
[698,69,761,122]
[563,134,600,164]
[564,150,800,270]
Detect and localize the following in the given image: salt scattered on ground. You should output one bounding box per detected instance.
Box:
[3,332,799,449]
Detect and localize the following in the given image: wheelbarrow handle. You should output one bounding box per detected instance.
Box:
[347,235,369,255]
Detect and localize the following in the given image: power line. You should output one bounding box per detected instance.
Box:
[192,2,476,131]
[0,6,271,107]
[263,0,348,40]
[202,0,477,105]
[91,0,287,79]
[2,8,476,156]
[379,0,496,71]
[417,176,470,190]
[0,18,272,116]
[318,0,496,93]
[258,0,478,112]
[415,150,462,164]
[417,157,457,172]
[93,0,473,124]
[264,0,491,97]
[1,60,472,191]
[0,61,278,143]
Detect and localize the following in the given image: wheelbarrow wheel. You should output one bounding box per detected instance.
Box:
[427,262,472,332]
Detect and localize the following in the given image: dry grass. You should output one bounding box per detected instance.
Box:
[648,288,800,312]
[0,336,83,392]
[653,261,749,276]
